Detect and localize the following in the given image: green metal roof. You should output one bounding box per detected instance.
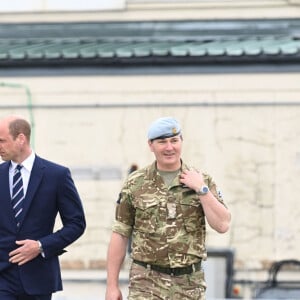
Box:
[0,19,300,67]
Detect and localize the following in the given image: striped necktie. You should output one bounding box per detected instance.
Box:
[11,165,24,226]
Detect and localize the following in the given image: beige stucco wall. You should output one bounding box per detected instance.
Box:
[1,0,300,23]
[1,72,300,272]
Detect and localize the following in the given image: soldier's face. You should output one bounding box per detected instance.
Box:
[148,135,182,171]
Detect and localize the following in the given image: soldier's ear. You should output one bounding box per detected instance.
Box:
[148,140,155,152]
[116,193,122,204]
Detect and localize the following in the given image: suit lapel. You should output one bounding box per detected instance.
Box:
[0,161,17,227]
[0,161,11,199]
[19,156,45,227]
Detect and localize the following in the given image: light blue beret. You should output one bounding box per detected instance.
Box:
[147,117,181,140]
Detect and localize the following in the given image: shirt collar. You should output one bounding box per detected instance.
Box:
[11,151,35,172]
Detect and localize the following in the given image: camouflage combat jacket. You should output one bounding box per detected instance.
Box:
[112,161,225,268]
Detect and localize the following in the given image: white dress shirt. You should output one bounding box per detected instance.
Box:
[9,151,35,198]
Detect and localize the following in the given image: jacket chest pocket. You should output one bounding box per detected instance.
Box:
[134,197,159,233]
[180,194,204,232]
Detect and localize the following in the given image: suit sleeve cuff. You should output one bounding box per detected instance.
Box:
[37,240,45,258]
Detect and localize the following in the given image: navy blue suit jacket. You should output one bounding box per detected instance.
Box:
[0,155,86,294]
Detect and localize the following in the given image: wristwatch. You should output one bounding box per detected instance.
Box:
[37,240,43,253]
[196,185,209,195]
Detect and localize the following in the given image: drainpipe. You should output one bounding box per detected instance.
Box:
[0,82,35,149]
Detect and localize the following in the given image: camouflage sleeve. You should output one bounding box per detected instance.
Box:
[112,220,132,237]
[112,180,135,237]
[204,173,227,207]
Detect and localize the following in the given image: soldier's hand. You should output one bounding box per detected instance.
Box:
[105,287,123,300]
[180,169,204,191]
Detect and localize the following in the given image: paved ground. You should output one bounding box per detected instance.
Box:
[52,270,129,300]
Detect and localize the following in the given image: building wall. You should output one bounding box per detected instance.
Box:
[1,0,300,23]
[1,71,300,271]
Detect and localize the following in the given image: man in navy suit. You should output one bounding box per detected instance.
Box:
[0,115,86,300]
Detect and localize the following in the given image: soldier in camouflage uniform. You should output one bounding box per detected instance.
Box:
[105,117,231,300]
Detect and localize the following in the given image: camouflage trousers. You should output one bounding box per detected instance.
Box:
[128,262,206,300]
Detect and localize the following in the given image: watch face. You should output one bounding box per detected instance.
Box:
[197,185,209,195]
[202,186,209,194]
